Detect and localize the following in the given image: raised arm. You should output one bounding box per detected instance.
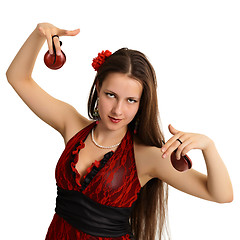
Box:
[5,23,88,137]
[149,124,233,203]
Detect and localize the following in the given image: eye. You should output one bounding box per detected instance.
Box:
[128,99,137,104]
[105,92,115,98]
[105,92,137,103]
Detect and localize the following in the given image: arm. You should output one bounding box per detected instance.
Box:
[150,124,233,203]
[7,25,46,81]
[6,23,80,80]
[6,23,86,136]
[202,140,233,203]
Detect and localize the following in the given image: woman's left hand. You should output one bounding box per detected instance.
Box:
[161,124,213,160]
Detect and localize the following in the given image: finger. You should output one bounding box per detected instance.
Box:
[161,132,184,153]
[58,28,80,36]
[168,124,180,135]
[52,36,62,56]
[175,137,192,160]
[65,29,80,36]
[45,30,54,55]
[181,142,196,156]
[162,133,186,158]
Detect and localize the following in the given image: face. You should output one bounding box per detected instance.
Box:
[96,72,143,131]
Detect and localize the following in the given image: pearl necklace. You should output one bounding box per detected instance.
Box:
[91,128,121,149]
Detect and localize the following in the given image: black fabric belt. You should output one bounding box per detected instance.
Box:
[55,186,135,239]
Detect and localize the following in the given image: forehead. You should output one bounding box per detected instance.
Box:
[101,72,143,96]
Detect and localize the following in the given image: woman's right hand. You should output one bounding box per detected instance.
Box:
[37,23,80,55]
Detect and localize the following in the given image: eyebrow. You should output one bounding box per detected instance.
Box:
[105,89,141,100]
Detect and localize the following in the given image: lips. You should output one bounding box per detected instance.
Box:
[109,116,121,120]
[109,116,122,123]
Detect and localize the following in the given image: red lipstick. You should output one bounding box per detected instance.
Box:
[109,116,122,123]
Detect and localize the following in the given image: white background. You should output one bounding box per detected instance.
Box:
[0,0,239,239]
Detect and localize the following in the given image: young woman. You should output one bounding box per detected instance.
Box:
[6,23,233,240]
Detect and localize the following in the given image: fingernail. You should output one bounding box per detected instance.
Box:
[162,154,166,158]
[161,148,165,152]
[49,50,53,55]
[56,50,61,56]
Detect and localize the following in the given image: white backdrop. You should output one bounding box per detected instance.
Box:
[0,0,239,239]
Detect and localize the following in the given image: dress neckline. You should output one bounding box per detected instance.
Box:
[82,121,129,154]
[70,121,130,191]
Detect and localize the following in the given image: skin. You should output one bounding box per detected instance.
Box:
[94,72,143,146]
[156,124,234,203]
[6,22,233,204]
[94,73,233,203]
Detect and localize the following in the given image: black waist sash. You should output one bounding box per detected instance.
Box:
[55,186,135,239]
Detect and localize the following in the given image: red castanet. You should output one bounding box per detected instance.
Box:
[171,149,192,172]
[44,50,66,70]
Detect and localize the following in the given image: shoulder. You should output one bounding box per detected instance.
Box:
[63,114,94,145]
[133,135,163,179]
[133,135,162,157]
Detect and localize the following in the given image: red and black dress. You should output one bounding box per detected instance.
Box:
[45,121,143,240]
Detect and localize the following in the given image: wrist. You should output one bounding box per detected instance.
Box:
[34,25,46,40]
[202,137,215,153]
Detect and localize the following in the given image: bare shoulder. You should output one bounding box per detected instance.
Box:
[133,139,191,184]
[133,136,162,180]
[63,108,94,145]
[133,137,221,202]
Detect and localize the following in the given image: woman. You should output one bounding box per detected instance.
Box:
[6,23,233,240]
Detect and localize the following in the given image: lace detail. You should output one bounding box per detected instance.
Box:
[48,121,141,239]
[70,140,86,187]
[81,151,114,191]
[70,142,114,190]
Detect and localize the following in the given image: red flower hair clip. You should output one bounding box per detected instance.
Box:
[92,50,112,71]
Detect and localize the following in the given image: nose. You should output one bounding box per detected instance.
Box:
[111,100,123,117]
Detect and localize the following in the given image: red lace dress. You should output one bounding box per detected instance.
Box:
[45,121,143,240]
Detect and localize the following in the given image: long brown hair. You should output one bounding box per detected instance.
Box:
[88,48,169,240]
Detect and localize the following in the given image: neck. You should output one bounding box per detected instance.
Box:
[93,121,127,147]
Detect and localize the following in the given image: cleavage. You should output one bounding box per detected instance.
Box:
[75,135,117,184]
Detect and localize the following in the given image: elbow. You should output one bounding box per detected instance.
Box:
[215,193,234,204]
[6,67,18,83]
[6,69,13,83]
[6,69,30,84]
[6,70,10,81]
